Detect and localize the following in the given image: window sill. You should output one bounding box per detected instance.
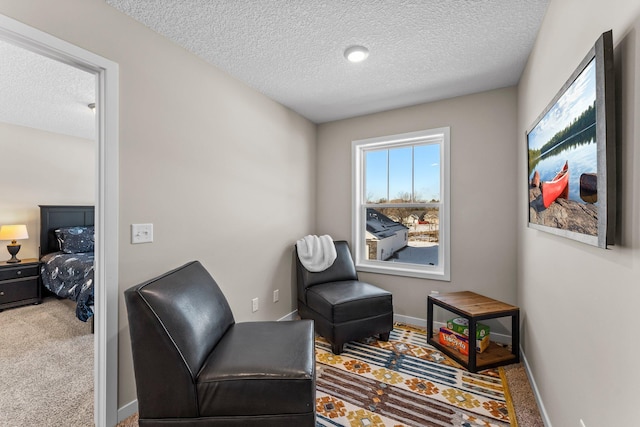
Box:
[356,262,450,281]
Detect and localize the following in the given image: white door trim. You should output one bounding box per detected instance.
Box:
[0,14,119,427]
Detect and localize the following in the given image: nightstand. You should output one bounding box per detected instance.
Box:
[0,258,41,311]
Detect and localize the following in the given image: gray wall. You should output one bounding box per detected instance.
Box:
[0,0,317,409]
[0,122,95,260]
[317,87,519,323]
[5,0,639,425]
[517,0,640,425]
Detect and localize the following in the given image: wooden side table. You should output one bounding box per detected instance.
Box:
[427,291,519,372]
[0,258,41,311]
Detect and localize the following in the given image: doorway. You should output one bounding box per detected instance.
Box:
[0,14,119,427]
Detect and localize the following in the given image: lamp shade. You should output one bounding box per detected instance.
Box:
[0,224,29,241]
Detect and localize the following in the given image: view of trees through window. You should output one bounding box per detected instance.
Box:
[354,128,449,279]
[364,143,441,266]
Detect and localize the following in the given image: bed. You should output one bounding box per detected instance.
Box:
[39,205,95,322]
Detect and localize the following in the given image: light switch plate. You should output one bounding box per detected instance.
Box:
[131,223,153,244]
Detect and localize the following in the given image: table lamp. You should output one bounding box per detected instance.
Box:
[0,224,29,263]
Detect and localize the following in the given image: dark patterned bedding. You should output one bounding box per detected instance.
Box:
[40,252,94,322]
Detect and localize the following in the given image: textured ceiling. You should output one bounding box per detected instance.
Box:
[0,1,549,138]
[0,39,95,140]
[106,0,550,123]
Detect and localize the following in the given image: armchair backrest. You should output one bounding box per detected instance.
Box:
[125,261,235,418]
[295,240,358,303]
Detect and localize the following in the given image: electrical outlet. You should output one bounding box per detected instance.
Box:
[131,223,153,244]
[579,420,586,427]
[273,289,279,303]
[252,297,259,312]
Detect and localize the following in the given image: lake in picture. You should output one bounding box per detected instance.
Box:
[527,58,597,209]
[529,140,597,205]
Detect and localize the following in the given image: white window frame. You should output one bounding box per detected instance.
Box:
[352,127,450,281]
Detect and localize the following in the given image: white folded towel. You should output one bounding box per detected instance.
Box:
[296,235,337,272]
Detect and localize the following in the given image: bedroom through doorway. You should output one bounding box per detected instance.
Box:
[0,13,119,427]
[0,38,96,426]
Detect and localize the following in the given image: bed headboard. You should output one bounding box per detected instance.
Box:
[39,205,95,257]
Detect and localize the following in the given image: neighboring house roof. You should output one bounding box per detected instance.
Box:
[366,208,408,240]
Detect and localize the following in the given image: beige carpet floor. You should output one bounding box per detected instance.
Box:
[503,363,545,427]
[0,297,94,427]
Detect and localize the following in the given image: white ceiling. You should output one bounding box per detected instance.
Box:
[105,0,550,123]
[0,39,96,140]
[0,1,549,138]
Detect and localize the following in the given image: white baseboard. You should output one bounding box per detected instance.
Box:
[394,313,427,327]
[520,346,552,427]
[117,399,138,423]
[282,313,513,344]
[393,314,513,345]
[278,310,298,321]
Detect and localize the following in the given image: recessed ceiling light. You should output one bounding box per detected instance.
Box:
[344,45,369,63]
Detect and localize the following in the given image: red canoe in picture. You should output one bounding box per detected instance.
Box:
[541,161,569,208]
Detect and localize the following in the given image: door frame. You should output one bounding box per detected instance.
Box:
[0,14,119,427]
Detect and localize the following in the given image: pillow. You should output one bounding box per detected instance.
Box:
[55,226,95,254]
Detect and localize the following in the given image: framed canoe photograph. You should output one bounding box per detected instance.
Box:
[526,30,616,248]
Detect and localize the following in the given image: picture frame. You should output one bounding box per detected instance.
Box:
[526,30,616,248]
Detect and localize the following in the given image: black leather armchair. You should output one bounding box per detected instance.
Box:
[125,261,316,426]
[295,240,393,354]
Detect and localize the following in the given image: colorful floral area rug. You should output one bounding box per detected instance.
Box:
[315,323,515,427]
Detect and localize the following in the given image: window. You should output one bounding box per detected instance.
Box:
[352,127,450,280]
